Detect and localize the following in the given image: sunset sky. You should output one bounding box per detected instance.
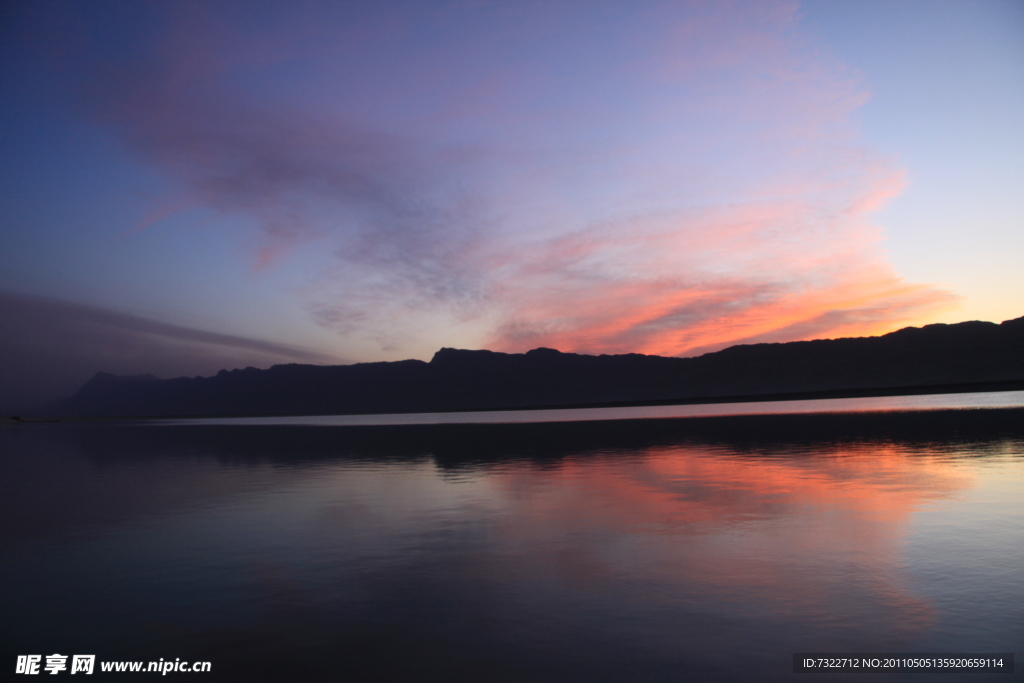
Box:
[1,0,1022,405]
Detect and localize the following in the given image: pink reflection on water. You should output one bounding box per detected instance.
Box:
[483,442,972,645]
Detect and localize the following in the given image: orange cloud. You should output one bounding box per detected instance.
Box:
[67,0,958,355]
[483,139,955,357]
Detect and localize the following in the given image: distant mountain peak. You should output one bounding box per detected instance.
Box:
[41,313,1024,418]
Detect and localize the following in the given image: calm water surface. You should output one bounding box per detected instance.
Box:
[165,389,1024,426]
[2,400,1022,681]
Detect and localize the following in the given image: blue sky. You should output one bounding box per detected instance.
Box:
[801,0,1023,325]
[1,0,1021,407]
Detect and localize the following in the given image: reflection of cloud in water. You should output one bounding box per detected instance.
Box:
[485,443,972,644]
[3,422,1012,681]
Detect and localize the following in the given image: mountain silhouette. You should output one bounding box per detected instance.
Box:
[46,315,1024,418]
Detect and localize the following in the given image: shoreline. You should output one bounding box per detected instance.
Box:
[5,378,1023,424]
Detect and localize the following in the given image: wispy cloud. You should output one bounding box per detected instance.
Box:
[65,0,955,357]
[486,171,955,356]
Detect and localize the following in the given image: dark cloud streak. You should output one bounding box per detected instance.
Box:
[0,291,342,412]
[72,1,488,325]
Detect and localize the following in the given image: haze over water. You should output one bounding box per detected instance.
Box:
[2,397,1022,681]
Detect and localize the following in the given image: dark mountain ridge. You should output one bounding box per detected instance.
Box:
[46,316,1024,418]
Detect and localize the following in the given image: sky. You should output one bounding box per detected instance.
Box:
[1,0,1022,408]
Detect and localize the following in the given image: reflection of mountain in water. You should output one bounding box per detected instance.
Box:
[52,315,1024,418]
[54,407,1024,468]
[5,410,1019,681]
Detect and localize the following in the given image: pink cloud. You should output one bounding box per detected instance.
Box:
[486,440,967,638]
[62,0,956,356]
[484,183,956,356]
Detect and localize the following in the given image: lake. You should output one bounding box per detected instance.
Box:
[2,393,1022,681]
